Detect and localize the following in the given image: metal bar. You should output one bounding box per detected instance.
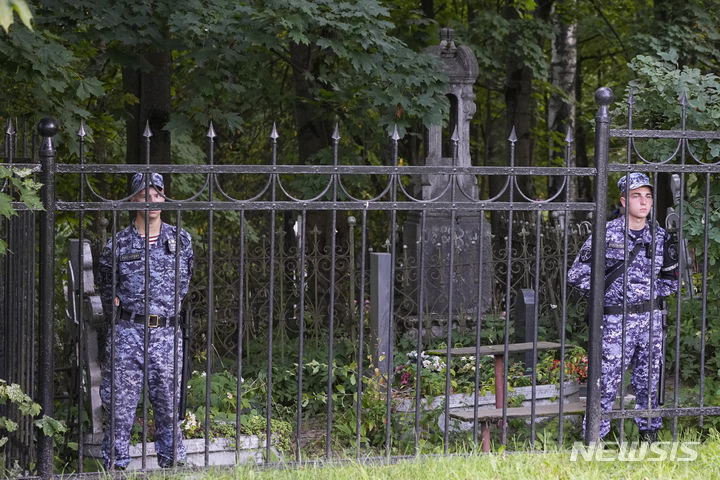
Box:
[52,201,599,212]
[609,129,720,139]
[236,209,246,462]
[54,163,598,176]
[49,161,720,174]
[356,210,368,459]
[442,130,459,453]
[414,210,426,454]
[296,210,306,462]
[585,87,612,444]
[37,118,57,478]
[266,126,278,462]
[77,123,86,472]
[557,128,573,448]
[501,128,518,447]
[472,210,485,449]
[604,406,720,418]
[109,210,118,469]
[699,172,710,427]
[529,210,541,447]
[172,209,182,466]
[141,134,151,470]
[384,127,400,458]
[327,126,339,460]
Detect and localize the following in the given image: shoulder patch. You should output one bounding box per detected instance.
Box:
[608,242,624,249]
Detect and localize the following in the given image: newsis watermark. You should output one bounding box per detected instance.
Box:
[570,441,699,462]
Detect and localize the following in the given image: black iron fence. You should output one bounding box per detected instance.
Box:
[1,86,720,477]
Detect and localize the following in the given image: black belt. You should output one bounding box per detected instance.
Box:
[604,300,657,315]
[119,308,179,328]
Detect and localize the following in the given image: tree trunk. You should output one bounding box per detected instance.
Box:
[547,3,577,202]
[123,49,172,192]
[288,41,351,330]
[494,0,553,232]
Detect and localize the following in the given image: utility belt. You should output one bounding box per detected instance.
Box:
[603,300,659,315]
[119,308,180,328]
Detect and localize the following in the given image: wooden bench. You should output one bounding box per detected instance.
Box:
[426,341,572,452]
[450,401,587,452]
[427,341,564,412]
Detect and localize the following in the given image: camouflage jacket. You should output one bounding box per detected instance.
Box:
[98,221,193,320]
[568,216,677,307]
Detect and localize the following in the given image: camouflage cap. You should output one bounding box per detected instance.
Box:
[618,172,652,195]
[130,172,164,194]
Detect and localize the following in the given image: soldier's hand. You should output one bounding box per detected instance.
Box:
[661,231,679,280]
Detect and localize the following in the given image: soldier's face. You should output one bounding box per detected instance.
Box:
[621,186,653,221]
[132,186,164,220]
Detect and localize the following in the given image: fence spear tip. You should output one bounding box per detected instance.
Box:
[207,121,217,139]
[391,124,400,141]
[451,126,459,143]
[77,121,86,139]
[143,121,152,138]
[5,119,12,135]
[332,123,340,141]
[680,91,688,106]
[565,126,574,143]
[270,122,279,140]
[508,126,517,143]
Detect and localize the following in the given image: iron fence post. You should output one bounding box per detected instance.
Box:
[37,118,57,478]
[585,88,612,444]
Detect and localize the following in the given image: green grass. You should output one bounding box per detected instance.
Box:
[139,431,720,480]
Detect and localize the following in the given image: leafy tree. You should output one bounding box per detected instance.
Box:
[0,0,31,33]
[0,166,42,255]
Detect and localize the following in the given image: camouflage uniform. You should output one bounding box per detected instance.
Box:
[569,211,677,438]
[98,218,193,469]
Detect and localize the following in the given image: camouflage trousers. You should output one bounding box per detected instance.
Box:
[100,320,186,469]
[585,310,664,439]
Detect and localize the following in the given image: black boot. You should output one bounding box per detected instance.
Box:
[639,430,658,444]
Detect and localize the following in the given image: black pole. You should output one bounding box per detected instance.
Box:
[585,88,612,444]
[37,117,58,478]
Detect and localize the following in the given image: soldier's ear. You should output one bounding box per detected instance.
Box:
[619,196,626,208]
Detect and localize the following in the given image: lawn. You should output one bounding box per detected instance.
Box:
[143,431,720,480]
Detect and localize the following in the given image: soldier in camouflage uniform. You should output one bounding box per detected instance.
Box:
[568,173,678,441]
[98,172,193,469]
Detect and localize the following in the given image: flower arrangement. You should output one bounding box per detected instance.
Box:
[393,350,529,397]
[536,346,588,385]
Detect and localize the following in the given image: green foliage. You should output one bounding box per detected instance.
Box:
[0,166,43,254]
[684,176,720,269]
[0,379,67,476]
[0,0,31,33]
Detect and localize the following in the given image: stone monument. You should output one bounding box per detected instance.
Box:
[403,28,493,332]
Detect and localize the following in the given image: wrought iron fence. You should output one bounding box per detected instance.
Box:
[1,87,720,478]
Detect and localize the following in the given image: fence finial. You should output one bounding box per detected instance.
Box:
[565,126,574,143]
[77,121,86,139]
[270,122,279,140]
[38,118,58,153]
[595,87,614,107]
[332,123,340,141]
[391,124,400,141]
[5,119,12,135]
[680,91,688,106]
[207,121,217,139]
[143,120,153,138]
[451,125,459,143]
[508,126,517,143]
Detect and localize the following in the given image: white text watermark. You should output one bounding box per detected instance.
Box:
[570,441,699,462]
